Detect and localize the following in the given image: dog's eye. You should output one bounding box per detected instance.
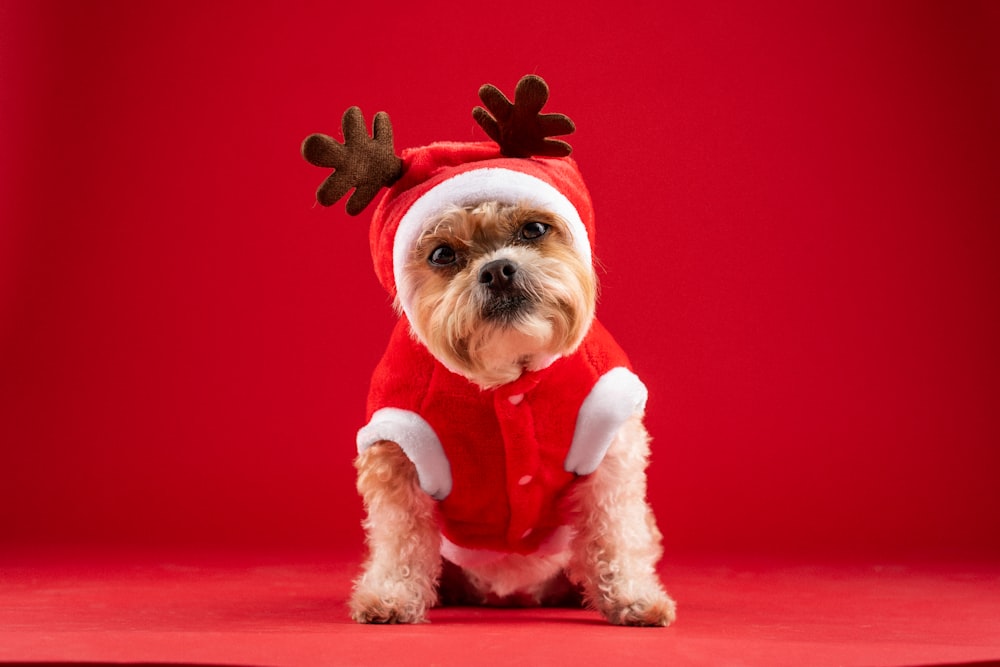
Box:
[519,221,550,241]
[428,245,457,267]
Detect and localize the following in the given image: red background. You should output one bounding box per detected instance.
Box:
[2,0,999,562]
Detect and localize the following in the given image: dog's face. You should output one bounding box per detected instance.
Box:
[398,202,597,389]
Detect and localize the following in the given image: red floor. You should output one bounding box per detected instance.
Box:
[1,549,998,667]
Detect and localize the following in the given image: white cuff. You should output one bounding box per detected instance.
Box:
[357,407,453,500]
[564,367,648,475]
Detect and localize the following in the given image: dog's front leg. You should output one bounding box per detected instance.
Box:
[569,416,677,626]
[350,440,441,624]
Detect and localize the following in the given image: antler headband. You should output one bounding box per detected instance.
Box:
[301,75,576,215]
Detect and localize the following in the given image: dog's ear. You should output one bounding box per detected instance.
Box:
[301,107,403,215]
[473,75,575,158]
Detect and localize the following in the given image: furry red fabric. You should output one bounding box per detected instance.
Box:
[360,316,640,554]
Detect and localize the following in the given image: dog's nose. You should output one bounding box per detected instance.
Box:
[479,259,518,289]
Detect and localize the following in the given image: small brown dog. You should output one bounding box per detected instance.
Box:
[303,75,675,626]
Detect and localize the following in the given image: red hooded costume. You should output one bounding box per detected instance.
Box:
[304,76,651,566]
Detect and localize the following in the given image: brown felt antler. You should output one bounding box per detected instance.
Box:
[473,75,575,158]
[301,107,403,215]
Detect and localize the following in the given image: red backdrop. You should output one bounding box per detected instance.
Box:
[2,0,998,560]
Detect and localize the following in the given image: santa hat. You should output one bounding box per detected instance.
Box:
[302,75,595,322]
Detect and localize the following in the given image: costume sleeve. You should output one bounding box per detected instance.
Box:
[564,367,648,474]
[563,321,649,475]
[355,318,452,500]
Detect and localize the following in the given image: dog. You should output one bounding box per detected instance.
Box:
[302,75,675,626]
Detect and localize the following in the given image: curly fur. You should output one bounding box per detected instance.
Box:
[567,415,676,626]
[352,417,675,625]
[350,442,441,623]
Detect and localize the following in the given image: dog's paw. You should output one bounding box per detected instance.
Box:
[349,584,431,624]
[600,592,677,627]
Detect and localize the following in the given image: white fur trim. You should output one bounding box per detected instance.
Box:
[356,407,452,500]
[440,525,575,569]
[564,367,648,475]
[441,527,574,598]
[393,168,591,328]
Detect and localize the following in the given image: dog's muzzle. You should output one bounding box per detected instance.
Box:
[479,259,532,321]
